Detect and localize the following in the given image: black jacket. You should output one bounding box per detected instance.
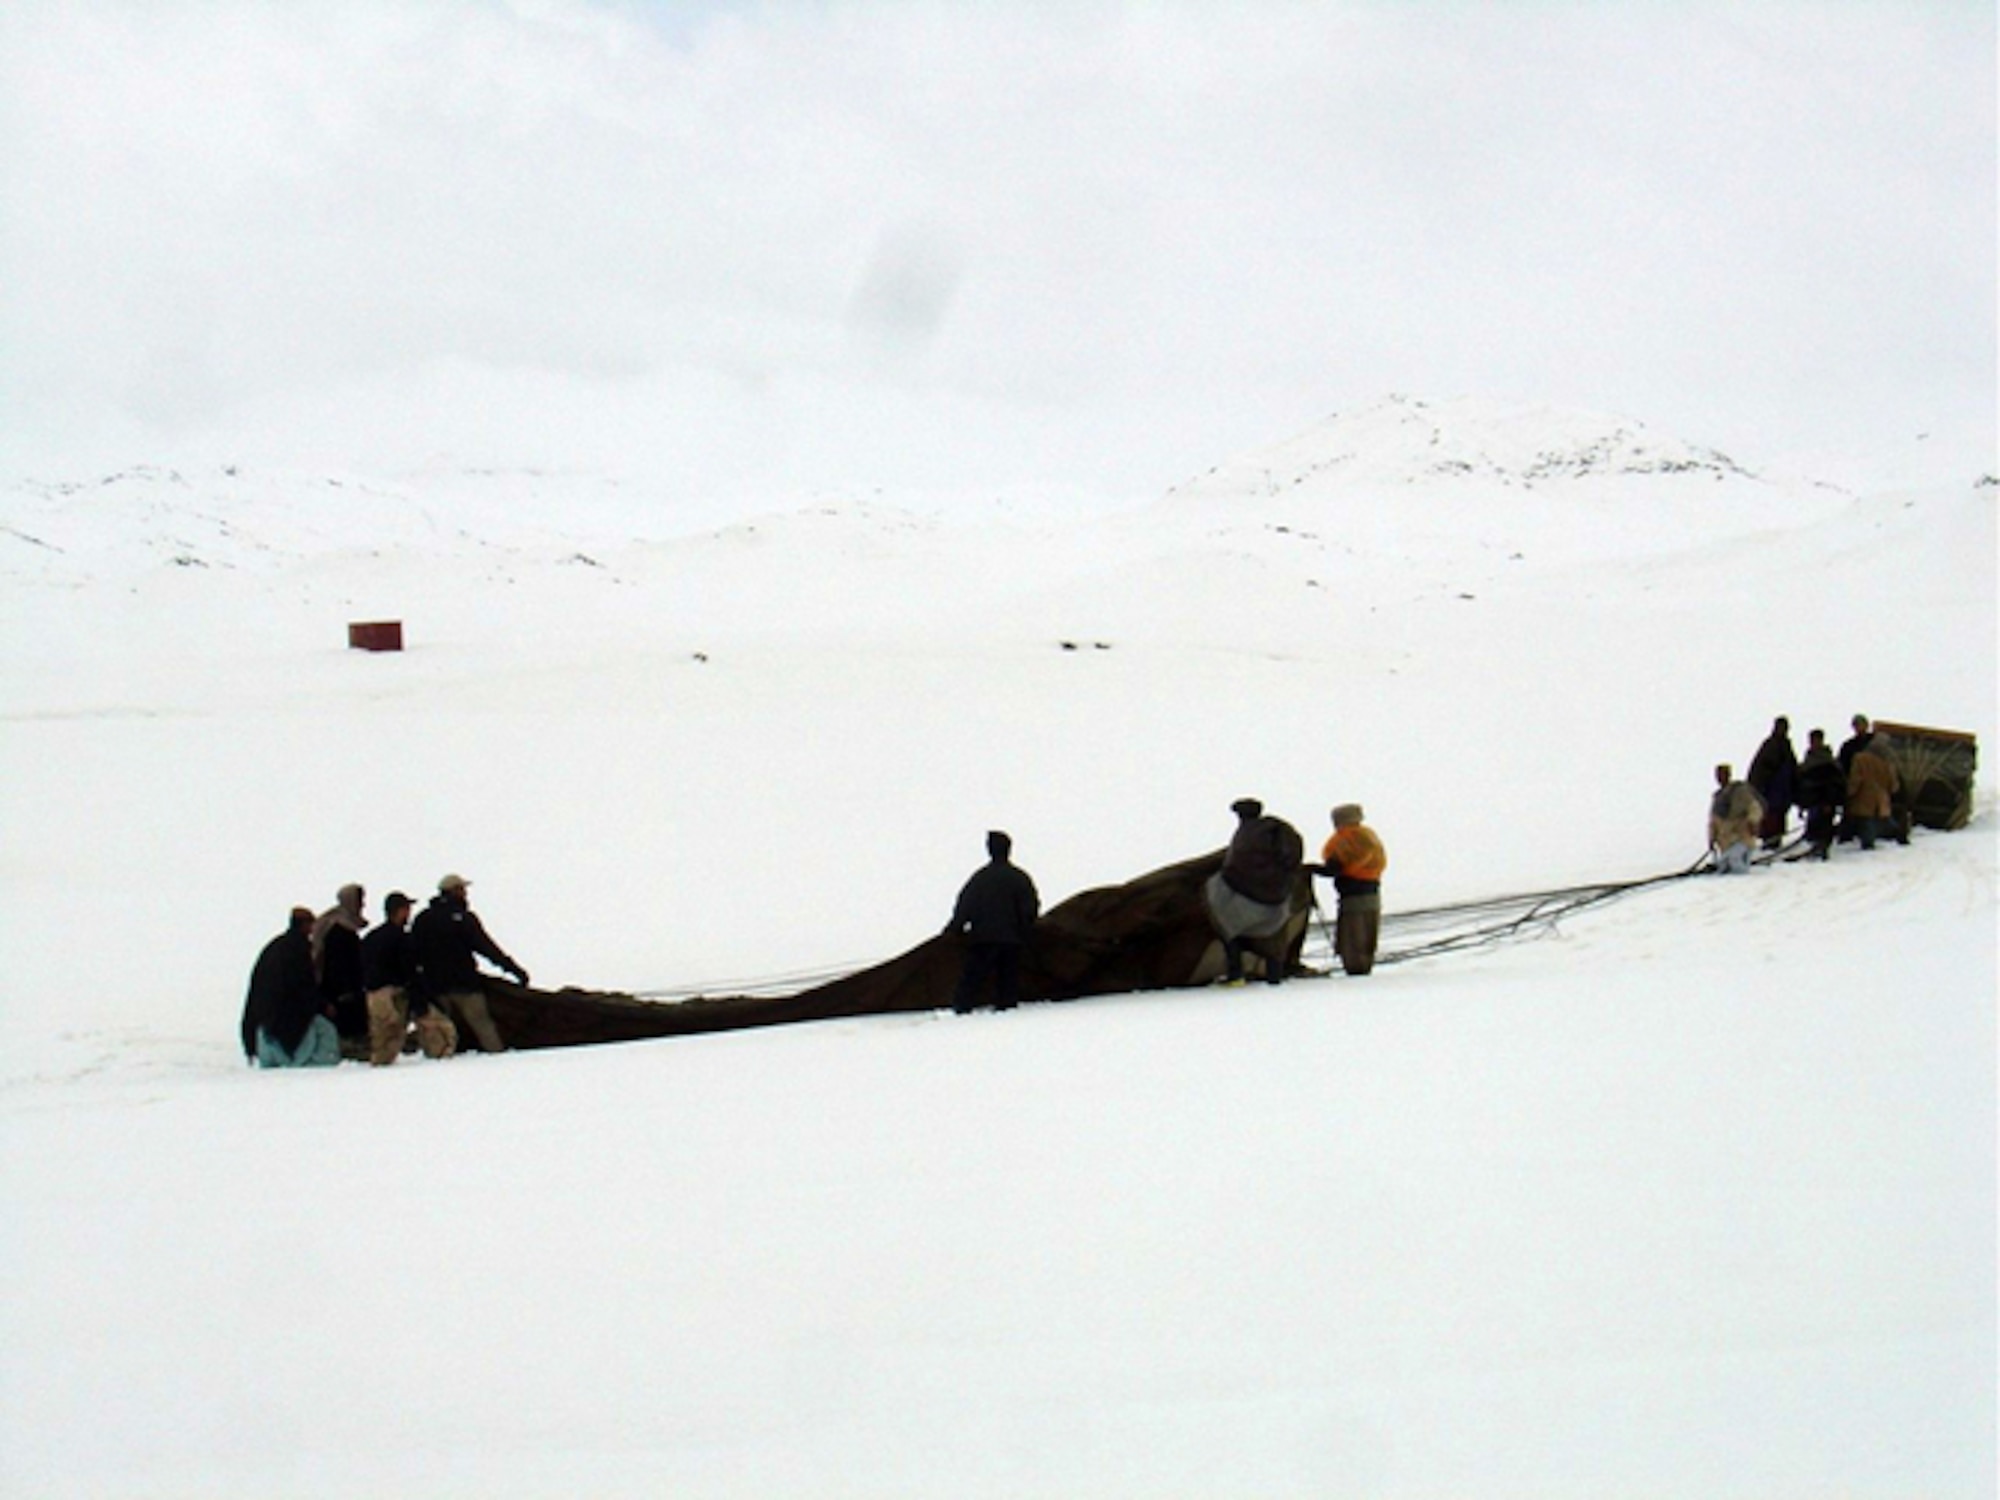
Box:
[947,859,1041,946]
[1795,746,1844,811]
[411,896,520,996]
[318,923,364,1003]
[361,921,415,991]
[1747,731,1798,804]
[240,926,322,1058]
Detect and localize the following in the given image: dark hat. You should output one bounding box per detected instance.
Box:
[986,829,1012,857]
[384,890,414,911]
[1230,797,1263,819]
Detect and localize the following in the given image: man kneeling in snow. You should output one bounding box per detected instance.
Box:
[411,874,529,1053]
[1707,764,1765,875]
[241,907,341,1068]
[361,891,458,1064]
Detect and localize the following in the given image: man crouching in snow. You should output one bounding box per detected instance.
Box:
[1708,763,1766,875]
[411,874,529,1054]
[361,891,458,1064]
[241,907,341,1067]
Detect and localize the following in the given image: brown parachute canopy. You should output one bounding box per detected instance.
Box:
[481,850,1315,1052]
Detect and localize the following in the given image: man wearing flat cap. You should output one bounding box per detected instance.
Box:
[410,874,530,1053]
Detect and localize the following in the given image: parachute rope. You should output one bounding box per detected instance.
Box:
[1315,841,1798,970]
[633,843,1782,1002]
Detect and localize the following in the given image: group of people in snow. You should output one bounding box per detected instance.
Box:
[240,875,530,1068]
[1707,713,1906,874]
[247,806,1387,1059]
[240,710,1927,1059]
[941,798,1388,1013]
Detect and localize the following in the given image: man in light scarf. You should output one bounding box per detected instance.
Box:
[311,883,369,1045]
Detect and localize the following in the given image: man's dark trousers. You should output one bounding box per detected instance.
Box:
[953,943,1021,1012]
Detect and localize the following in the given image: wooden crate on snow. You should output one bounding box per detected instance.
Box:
[1869,721,1978,831]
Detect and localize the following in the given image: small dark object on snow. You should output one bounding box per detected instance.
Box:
[348,621,403,652]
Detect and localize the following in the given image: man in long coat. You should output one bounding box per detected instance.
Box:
[944,830,1041,1013]
[1205,798,1305,983]
[1845,741,1903,851]
[1746,717,1799,849]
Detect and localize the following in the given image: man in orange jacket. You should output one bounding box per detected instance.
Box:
[1313,803,1387,976]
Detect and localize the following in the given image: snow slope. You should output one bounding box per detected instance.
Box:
[0,398,1993,1497]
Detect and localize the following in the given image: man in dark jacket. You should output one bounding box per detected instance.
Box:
[1836,714,1874,777]
[410,874,529,1053]
[1794,728,1845,860]
[1746,717,1798,850]
[361,890,457,1064]
[240,907,340,1067]
[1205,798,1305,984]
[944,830,1040,1013]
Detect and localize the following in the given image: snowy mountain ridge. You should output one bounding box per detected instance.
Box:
[0,395,1861,590]
[1167,394,1764,499]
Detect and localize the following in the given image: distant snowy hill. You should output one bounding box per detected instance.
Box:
[1171,393,1759,495]
[0,395,1868,595]
[0,465,705,586]
[1150,394,1865,580]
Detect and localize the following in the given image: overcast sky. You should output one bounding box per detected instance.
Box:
[2,1,1992,501]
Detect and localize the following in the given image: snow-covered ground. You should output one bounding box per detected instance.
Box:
[1,398,1993,1496]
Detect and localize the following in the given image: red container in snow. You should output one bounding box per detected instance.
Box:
[347,621,404,652]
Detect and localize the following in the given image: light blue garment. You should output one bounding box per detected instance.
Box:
[255,1015,341,1068]
[1714,841,1755,875]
